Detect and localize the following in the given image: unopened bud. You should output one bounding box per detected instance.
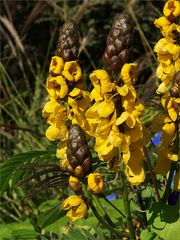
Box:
[74,165,84,179]
[69,176,82,194]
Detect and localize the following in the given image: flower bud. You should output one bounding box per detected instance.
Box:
[56,20,80,61]
[66,124,92,179]
[103,12,133,73]
[69,176,82,194]
[74,165,84,179]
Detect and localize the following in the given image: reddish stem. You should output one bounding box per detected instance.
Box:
[144,147,161,202]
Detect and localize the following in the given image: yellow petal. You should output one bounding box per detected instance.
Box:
[97,100,115,118]
[116,111,128,125]
[116,85,129,96]
[49,56,64,75]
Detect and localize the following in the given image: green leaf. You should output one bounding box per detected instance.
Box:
[38,201,65,228]
[140,229,160,240]
[63,229,88,240]
[0,149,56,194]
[11,229,39,240]
[147,202,180,240]
[0,220,37,240]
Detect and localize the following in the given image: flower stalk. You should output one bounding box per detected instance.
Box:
[122,167,136,240]
[143,147,161,202]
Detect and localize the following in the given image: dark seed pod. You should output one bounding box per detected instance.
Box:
[67,124,92,178]
[103,12,133,73]
[55,20,80,61]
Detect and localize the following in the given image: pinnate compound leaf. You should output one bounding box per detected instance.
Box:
[0,148,56,194]
[38,201,65,228]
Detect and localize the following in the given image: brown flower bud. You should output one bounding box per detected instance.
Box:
[66,163,74,175]
[66,124,92,178]
[103,12,133,73]
[82,157,92,173]
[74,166,84,179]
[55,20,80,61]
[69,176,82,194]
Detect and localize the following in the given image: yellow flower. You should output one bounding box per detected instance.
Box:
[96,100,115,118]
[61,195,88,221]
[87,173,104,194]
[42,98,67,126]
[154,38,180,65]
[121,86,137,109]
[62,61,82,82]
[68,88,91,132]
[68,88,91,111]
[125,122,143,142]
[163,0,180,21]
[125,161,145,186]
[154,16,171,29]
[162,94,180,121]
[56,140,68,171]
[162,23,180,42]
[154,17,180,41]
[45,123,67,141]
[109,124,124,147]
[151,114,167,132]
[49,56,64,75]
[116,84,129,96]
[89,70,115,100]
[120,63,137,85]
[116,101,144,128]
[155,147,171,175]
[46,75,68,99]
[86,102,116,137]
[174,169,180,191]
[42,98,62,123]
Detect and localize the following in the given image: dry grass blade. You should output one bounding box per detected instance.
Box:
[73,0,90,24]
[44,0,64,19]
[2,0,13,23]
[22,1,46,34]
[0,15,25,54]
[0,128,14,140]
[0,25,16,56]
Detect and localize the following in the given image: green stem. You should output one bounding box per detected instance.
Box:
[144,147,161,202]
[136,190,148,228]
[122,170,136,240]
[161,162,176,203]
[82,183,125,238]
[101,194,126,218]
[89,199,125,239]
[162,121,179,203]
[92,195,117,228]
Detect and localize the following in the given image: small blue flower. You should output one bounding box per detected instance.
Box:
[152,132,162,146]
[106,193,118,201]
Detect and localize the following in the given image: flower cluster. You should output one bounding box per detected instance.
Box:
[153,0,179,191]
[86,64,148,185]
[42,56,87,169]
[42,14,149,222]
[154,0,180,94]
